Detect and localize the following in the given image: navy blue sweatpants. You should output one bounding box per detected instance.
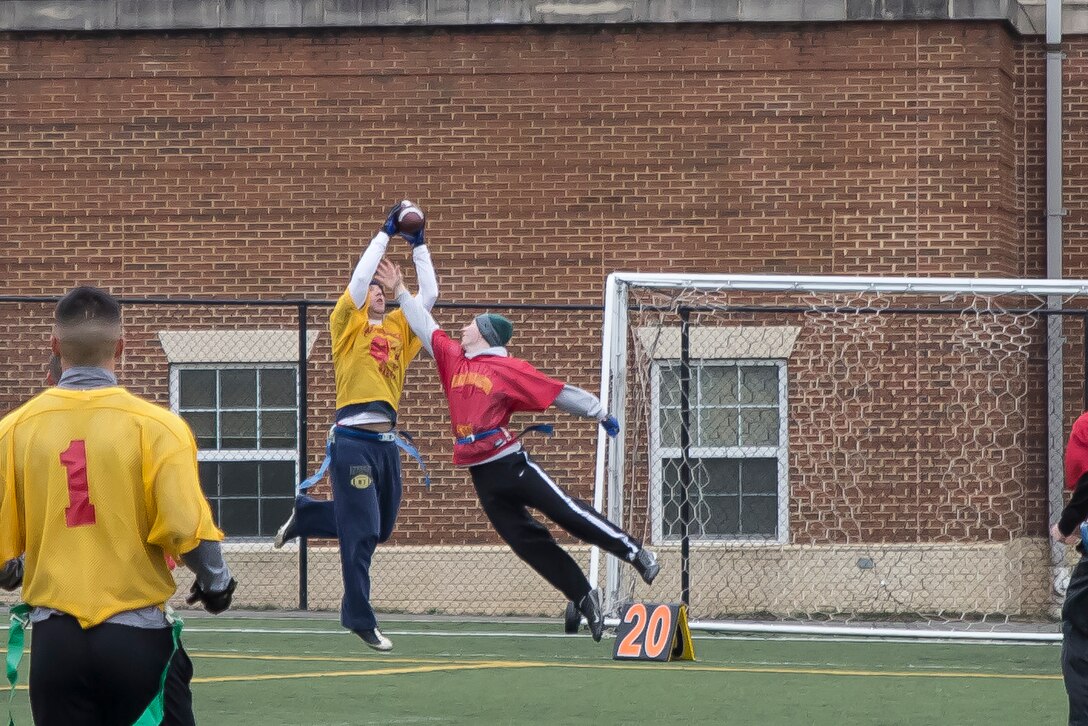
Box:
[291,427,403,632]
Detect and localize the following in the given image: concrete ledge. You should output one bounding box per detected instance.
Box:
[0,539,1047,619]
[0,1,1075,37]
[0,539,1057,620]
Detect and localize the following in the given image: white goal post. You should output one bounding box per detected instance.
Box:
[590,273,1088,641]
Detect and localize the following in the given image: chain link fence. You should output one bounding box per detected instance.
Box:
[608,283,1088,628]
[0,297,603,619]
[5,286,1084,629]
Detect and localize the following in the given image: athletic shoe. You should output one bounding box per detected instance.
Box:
[356,627,393,652]
[633,548,660,586]
[578,589,604,643]
[273,510,297,549]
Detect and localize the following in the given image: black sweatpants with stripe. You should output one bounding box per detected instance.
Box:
[469,449,641,604]
[1065,557,1088,726]
[29,614,176,726]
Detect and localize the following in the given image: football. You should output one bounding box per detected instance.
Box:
[397,201,425,234]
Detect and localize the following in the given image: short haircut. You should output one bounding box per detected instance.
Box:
[53,286,122,367]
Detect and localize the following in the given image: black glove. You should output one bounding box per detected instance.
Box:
[186,577,237,614]
[0,556,24,592]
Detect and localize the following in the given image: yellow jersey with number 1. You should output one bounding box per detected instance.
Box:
[0,386,223,628]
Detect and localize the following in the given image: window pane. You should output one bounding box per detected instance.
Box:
[183,412,217,449]
[219,499,259,537]
[700,409,738,447]
[260,411,297,449]
[662,460,708,537]
[261,497,295,537]
[700,458,740,495]
[742,495,777,536]
[700,365,738,406]
[739,366,778,405]
[198,461,218,498]
[658,365,680,407]
[219,462,259,497]
[659,408,677,448]
[206,499,221,528]
[179,369,216,408]
[662,489,678,538]
[261,369,297,408]
[741,458,778,494]
[221,411,257,448]
[220,370,256,408]
[663,458,780,539]
[260,461,297,498]
[704,494,740,536]
[659,408,699,449]
[741,409,778,446]
[663,487,696,538]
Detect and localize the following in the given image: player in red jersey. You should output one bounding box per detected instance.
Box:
[1055,411,1088,724]
[374,261,659,641]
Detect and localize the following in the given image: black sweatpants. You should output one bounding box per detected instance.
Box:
[1065,558,1088,726]
[163,644,196,726]
[29,614,175,726]
[469,449,641,604]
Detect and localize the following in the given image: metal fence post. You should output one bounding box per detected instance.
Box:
[298,303,309,611]
[679,306,692,608]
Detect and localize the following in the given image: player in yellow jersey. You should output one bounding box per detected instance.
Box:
[273,201,437,651]
[0,287,236,726]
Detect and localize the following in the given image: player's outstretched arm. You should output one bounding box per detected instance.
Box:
[375,260,439,356]
[391,206,438,311]
[554,385,621,437]
[346,202,404,308]
[412,243,438,311]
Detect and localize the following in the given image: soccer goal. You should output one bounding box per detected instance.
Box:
[591,273,1088,641]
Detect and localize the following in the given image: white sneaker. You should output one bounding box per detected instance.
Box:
[356,627,393,652]
[273,510,297,549]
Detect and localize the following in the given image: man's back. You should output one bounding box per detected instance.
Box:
[0,386,221,628]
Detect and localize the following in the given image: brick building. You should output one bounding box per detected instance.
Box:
[2,1,1084,623]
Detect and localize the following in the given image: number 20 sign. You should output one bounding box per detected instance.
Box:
[612,602,695,662]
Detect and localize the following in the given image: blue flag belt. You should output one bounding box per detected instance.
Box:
[298,425,430,492]
[455,424,554,448]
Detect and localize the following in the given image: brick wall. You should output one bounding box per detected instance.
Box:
[1,21,1083,614]
[3,23,1053,292]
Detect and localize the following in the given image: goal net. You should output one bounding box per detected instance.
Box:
[593,273,1088,638]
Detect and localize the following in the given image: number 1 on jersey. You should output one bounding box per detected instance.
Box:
[60,440,96,527]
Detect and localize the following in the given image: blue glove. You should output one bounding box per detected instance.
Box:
[600,415,620,438]
[381,201,403,237]
[401,225,426,248]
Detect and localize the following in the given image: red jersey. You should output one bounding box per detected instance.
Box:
[431,330,564,466]
[1067,411,1088,490]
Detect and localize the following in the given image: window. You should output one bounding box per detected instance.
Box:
[172,365,298,538]
[651,360,787,543]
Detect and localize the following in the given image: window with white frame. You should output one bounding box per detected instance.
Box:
[172,365,298,538]
[652,360,788,543]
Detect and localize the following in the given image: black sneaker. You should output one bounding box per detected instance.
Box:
[355,627,393,652]
[578,589,604,642]
[633,548,660,586]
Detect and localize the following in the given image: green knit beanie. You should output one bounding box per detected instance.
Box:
[476,314,513,347]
